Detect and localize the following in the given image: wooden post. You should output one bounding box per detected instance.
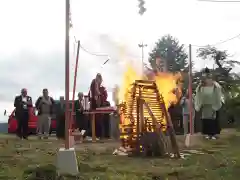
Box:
[91,114,96,142]
[143,101,166,155]
[139,87,144,132]
[70,41,80,127]
[136,98,140,154]
[65,0,70,149]
[189,44,193,134]
[154,83,180,158]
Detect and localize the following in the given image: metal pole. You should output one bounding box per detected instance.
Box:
[65,0,70,149]
[188,44,193,134]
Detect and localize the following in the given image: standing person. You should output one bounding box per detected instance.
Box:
[35,88,54,139]
[89,73,102,110]
[180,89,195,135]
[88,73,103,139]
[74,92,86,135]
[194,68,222,140]
[99,85,110,138]
[56,96,65,139]
[14,88,33,139]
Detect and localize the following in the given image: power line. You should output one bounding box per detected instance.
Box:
[197,0,240,2]
[212,34,240,46]
[68,4,107,57]
[192,33,240,48]
[80,44,109,57]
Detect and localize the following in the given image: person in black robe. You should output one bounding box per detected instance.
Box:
[14,88,33,139]
[56,96,65,139]
[74,92,87,135]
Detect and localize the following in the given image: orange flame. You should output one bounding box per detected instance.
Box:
[154,72,182,109]
[118,64,182,132]
[118,64,182,107]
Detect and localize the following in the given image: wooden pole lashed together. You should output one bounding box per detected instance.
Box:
[188,44,193,134]
[70,41,80,127]
[65,0,70,149]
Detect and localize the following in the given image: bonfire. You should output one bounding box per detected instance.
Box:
[114,62,183,157]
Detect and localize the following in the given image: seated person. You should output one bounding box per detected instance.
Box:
[74,92,87,135]
[99,85,108,107]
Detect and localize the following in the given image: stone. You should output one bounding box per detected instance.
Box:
[185,133,203,147]
[56,147,79,175]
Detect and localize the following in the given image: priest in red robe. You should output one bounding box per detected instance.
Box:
[88,73,103,138]
[89,73,102,110]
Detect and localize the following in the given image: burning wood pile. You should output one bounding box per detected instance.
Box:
[118,80,180,157]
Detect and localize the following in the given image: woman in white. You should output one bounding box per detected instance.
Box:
[194,68,222,140]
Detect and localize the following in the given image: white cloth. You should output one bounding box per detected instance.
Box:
[22,96,28,109]
[79,100,84,107]
[22,97,27,102]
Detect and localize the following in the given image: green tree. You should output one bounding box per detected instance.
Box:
[148,34,188,72]
[197,45,240,92]
[197,46,240,121]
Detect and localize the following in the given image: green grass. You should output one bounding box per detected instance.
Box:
[0,131,240,180]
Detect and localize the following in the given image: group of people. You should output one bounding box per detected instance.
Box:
[180,68,224,140]
[14,68,225,141]
[14,73,111,140]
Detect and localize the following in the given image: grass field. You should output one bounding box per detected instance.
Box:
[0,130,240,180]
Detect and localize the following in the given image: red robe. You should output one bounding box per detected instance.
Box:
[99,86,108,106]
[89,79,100,109]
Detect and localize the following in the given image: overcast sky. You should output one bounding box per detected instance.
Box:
[0,0,240,121]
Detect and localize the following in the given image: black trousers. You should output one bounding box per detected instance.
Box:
[95,115,110,138]
[76,113,87,131]
[96,102,110,138]
[201,118,220,136]
[102,114,110,138]
[16,112,29,138]
[56,115,65,139]
[90,98,100,110]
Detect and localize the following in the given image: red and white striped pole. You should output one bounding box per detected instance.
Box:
[188,44,193,134]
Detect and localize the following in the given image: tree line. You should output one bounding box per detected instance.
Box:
[148,34,240,119]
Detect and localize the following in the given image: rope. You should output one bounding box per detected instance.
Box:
[197,0,240,2]
[80,44,109,57]
[192,33,240,48]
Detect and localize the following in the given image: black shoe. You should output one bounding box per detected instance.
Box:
[17,136,22,139]
[23,137,28,140]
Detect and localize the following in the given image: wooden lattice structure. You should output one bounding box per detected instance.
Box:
[119,80,180,157]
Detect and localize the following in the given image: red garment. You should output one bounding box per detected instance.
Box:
[88,79,101,109]
[99,86,108,105]
[89,79,99,99]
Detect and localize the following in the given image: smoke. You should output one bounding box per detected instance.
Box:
[95,34,142,89]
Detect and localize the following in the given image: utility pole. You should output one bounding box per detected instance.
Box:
[185,44,194,147]
[137,0,147,74]
[188,44,193,134]
[65,0,70,149]
[138,42,147,75]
